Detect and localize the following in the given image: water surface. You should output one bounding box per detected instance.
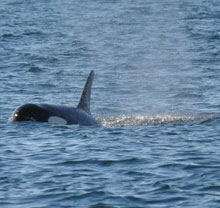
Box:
[1,0,220,207]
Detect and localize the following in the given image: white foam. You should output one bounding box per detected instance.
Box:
[48,116,67,125]
[99,114,196,127]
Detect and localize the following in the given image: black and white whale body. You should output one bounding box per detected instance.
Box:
[10,70,98,126]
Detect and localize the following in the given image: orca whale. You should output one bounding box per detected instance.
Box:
[10,70,98,126]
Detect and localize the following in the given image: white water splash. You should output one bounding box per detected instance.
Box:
[98,114,196,127]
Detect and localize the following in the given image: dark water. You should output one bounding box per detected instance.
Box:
[1,0,220,207]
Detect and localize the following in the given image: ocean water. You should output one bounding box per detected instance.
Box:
[1,0,220,207]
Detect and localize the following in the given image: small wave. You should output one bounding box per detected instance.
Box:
[90,203,115,208]
[199,185,220,192]
[98,114,196,127]
[2,33,15,38]
[22,30,46,37]
[28,65,44,73]
[51,158,139,167]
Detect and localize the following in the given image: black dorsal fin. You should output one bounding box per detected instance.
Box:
[77,70,94,114]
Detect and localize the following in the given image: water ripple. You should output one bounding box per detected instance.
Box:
[1,0,220,208]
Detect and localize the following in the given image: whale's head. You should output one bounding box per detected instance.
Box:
[10,104,48,122]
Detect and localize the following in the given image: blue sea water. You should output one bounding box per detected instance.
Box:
[1,0,220,207]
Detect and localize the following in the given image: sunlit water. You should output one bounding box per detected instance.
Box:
[1,0,220,207]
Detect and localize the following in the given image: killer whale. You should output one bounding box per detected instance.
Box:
[10,70,98,126]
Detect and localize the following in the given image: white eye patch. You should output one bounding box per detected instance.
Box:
[48,116,67,125]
